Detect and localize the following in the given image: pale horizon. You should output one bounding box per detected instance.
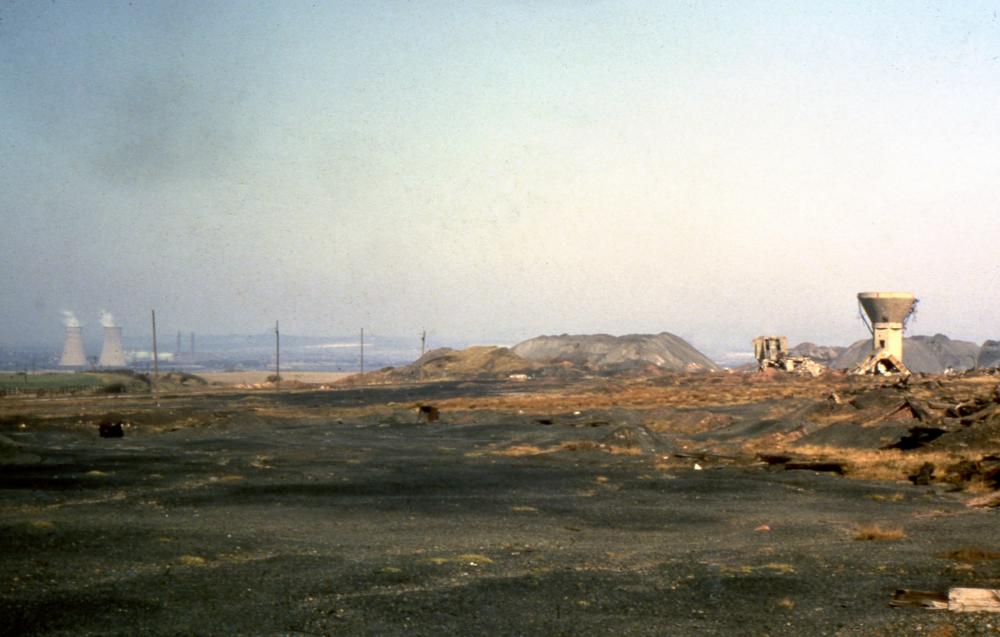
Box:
[3,2,999,357]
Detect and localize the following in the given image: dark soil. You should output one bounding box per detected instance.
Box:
[1,380,999,635]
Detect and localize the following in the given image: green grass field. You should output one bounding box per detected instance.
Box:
[0,372,147,393]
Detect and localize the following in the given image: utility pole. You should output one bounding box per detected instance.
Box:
[419,330,426,382]
[151,309,159,405]
[151,309,159,379]
[359,327,365,383]
[274,320,280,389]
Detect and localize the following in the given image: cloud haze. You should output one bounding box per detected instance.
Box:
[2,1,999,356]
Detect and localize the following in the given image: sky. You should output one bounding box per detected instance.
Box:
[2,1,999,357]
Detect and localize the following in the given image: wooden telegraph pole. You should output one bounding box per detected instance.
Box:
[274,320,280,389]
[151,309,159,404]
[419,330,426,382]
[151,309,159,378]
[359,328,365,383]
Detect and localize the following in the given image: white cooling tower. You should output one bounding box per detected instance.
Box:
[59,326,88,367]
[98,326,126,367]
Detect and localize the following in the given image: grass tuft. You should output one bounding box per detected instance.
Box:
[853,524,905,541]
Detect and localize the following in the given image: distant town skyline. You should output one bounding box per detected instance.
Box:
[3,1,999,357]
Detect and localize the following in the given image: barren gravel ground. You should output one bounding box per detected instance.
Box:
[2,380,999,635]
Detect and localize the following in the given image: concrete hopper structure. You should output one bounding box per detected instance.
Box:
[854,291,917,375]
[753,336,787,369]
[98,326,126,367]
[59,326,88,367]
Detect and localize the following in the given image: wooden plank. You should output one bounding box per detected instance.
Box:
[948,587,1000,613]
[961,403,1000,425]
[890,589,948,609]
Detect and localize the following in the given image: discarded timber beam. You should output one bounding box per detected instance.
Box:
[903,397,937,423]
[949,588,1000,613]
[755,453,846,474]
[891,588,1000,612]
[862,401,915,427]
[673,451,740,463]
[890,589,948,610]
[927,400,955,411]
[961,403,1000,426]
[756,453,794,466]
[783,461,845,474]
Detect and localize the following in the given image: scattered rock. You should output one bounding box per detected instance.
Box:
[909,462,935,485]
[98,420,124,438]
[415,404,440,423]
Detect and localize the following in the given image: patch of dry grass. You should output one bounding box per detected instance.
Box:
[499,444,545,457]
[556,440,644,455]
[868,492,906,502]
[495,441,645,457]
[199,371,351,386]
[939,547,1000,562]
[430,375,840,414]
[785,445,964,483]
[853,524,906,541]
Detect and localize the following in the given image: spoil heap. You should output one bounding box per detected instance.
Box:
[788,342,845,365]
[512,332,718,373]
[831,334,980,374]
[355,346,540,383]
[978,340,1000,369]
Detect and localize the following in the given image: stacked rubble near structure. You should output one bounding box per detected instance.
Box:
[753,335,826,377]
[753,336,788,369]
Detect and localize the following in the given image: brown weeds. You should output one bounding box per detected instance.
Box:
[939,547,1000,562]
[853,524,905,541]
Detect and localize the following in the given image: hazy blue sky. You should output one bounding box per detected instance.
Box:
[2,1,999,356]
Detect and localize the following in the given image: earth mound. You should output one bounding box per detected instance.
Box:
[788,342,845,364]
[978,340,1000,368]
[511,332,718,372]
[350,346,541,383]
[830,334,980,374]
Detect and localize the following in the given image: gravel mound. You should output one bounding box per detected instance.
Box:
[977,340,1000,368]
[372,346,539,382]
[830,334,980,374]
[511,333,718,372]
[787,342,845,364]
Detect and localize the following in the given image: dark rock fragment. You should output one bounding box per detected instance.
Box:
[909,462,935,485]
[98,420,124,438]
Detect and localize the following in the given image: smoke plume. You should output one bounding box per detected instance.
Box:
[61,310,80,328]
[99,309,116,328]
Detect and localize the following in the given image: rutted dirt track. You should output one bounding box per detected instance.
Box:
[1,376,999,635]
